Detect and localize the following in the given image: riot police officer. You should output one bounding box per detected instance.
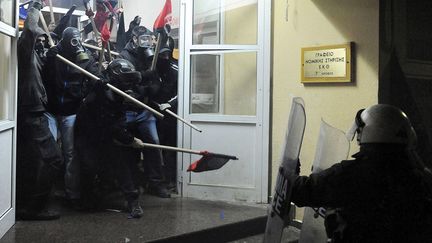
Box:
[289,104,432,242]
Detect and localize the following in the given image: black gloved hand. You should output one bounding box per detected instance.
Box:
[29,0,43,11]
[96,78,109,91]
[129,16,141,30]
[141,69,159,81]
[46,46,59,58]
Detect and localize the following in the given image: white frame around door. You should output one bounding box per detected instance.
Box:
[177,0,271,203]
[0,0,18,238]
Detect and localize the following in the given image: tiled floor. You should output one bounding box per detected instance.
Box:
[1,193,273,243]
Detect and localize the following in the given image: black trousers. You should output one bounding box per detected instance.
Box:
[16,112,63,212]
[76,138,139,203]
[157,117,177,183]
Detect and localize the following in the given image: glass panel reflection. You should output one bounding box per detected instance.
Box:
[193,0,257,45]
[19,0,90,11]
[0,0,14,26]
[0,34,12,120]
[190,52,257,115]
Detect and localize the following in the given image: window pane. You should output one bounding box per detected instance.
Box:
[193,0,258,45]
[190,52,257,115]
[0,34,12,120]
[0,0,14,26]
[19,0,90,11]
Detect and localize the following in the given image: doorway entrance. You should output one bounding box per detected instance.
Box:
[178,0,271,203]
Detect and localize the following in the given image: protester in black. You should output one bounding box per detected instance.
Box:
[120,25,170,198]
[44,27,98,203]
[74,59,144,218]
[155,40,178,189]
[16,0,63,220]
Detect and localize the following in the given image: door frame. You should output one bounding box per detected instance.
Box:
[177,0,272,203]
[0,0,18,238]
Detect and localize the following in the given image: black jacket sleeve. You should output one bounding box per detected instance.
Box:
[291,160,357,208]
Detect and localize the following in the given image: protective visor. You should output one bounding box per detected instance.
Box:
[137,35,153,48]
[346,109,365,141]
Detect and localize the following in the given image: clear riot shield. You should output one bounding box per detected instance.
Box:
[263,97,306,243]
[298,119,350,243]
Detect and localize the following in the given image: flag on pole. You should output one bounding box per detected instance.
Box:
[187,151,238,173]
[153,0,172,33]
[83,0,115,43]
[115,10,126,51]
[53,5,76,37]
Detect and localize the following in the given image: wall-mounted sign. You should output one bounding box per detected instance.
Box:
[301,43,353,83]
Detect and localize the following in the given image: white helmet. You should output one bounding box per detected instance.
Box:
[348,104,417,148]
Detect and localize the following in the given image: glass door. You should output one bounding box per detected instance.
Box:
[178,0,271,203]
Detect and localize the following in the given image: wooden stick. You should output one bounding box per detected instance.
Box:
[82,42,120,56]
[38,11,55,46]
[48,0,56,28]
[153,101,202,132]
[151,33,162,71]
[138,142,202,155]
[55,54,164,119]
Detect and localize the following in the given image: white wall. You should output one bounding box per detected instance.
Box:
[121,0,180,30]
[271,0,379,201]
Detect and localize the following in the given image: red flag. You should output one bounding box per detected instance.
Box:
[153,0,172,31]
[94,1,114,43]
[187,151,238,173]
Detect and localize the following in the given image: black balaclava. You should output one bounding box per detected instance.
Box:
[60,27,89,62]
[35,34,47,58]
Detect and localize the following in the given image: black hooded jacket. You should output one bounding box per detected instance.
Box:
[17,7,48,114]
[120,42,161,107]
[44,45,98,116]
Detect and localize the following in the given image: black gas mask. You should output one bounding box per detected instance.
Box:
[60,27,89,62]
[134,34,154,60]
[131,26,155,60]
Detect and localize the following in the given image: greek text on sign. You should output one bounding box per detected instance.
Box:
[301,43,353,83]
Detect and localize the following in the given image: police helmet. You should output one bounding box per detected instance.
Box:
[352,104,417,148]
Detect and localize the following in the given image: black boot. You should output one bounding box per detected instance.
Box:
[127,200,144,218]
[148,184,171,198]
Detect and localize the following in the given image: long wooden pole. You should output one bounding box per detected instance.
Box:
[40,9,163,119]
[82,42,120,56]
[138,142,202,155]
[55,55,164,119]
[48,0,56,29]
[153,101,202,132]
[151,33,162,71]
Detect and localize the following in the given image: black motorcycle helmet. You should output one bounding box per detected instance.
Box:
[105,58,142,91]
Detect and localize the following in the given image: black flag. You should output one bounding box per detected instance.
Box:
[115,11,126,51]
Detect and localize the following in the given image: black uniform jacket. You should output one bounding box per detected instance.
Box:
[291,144,432,242]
